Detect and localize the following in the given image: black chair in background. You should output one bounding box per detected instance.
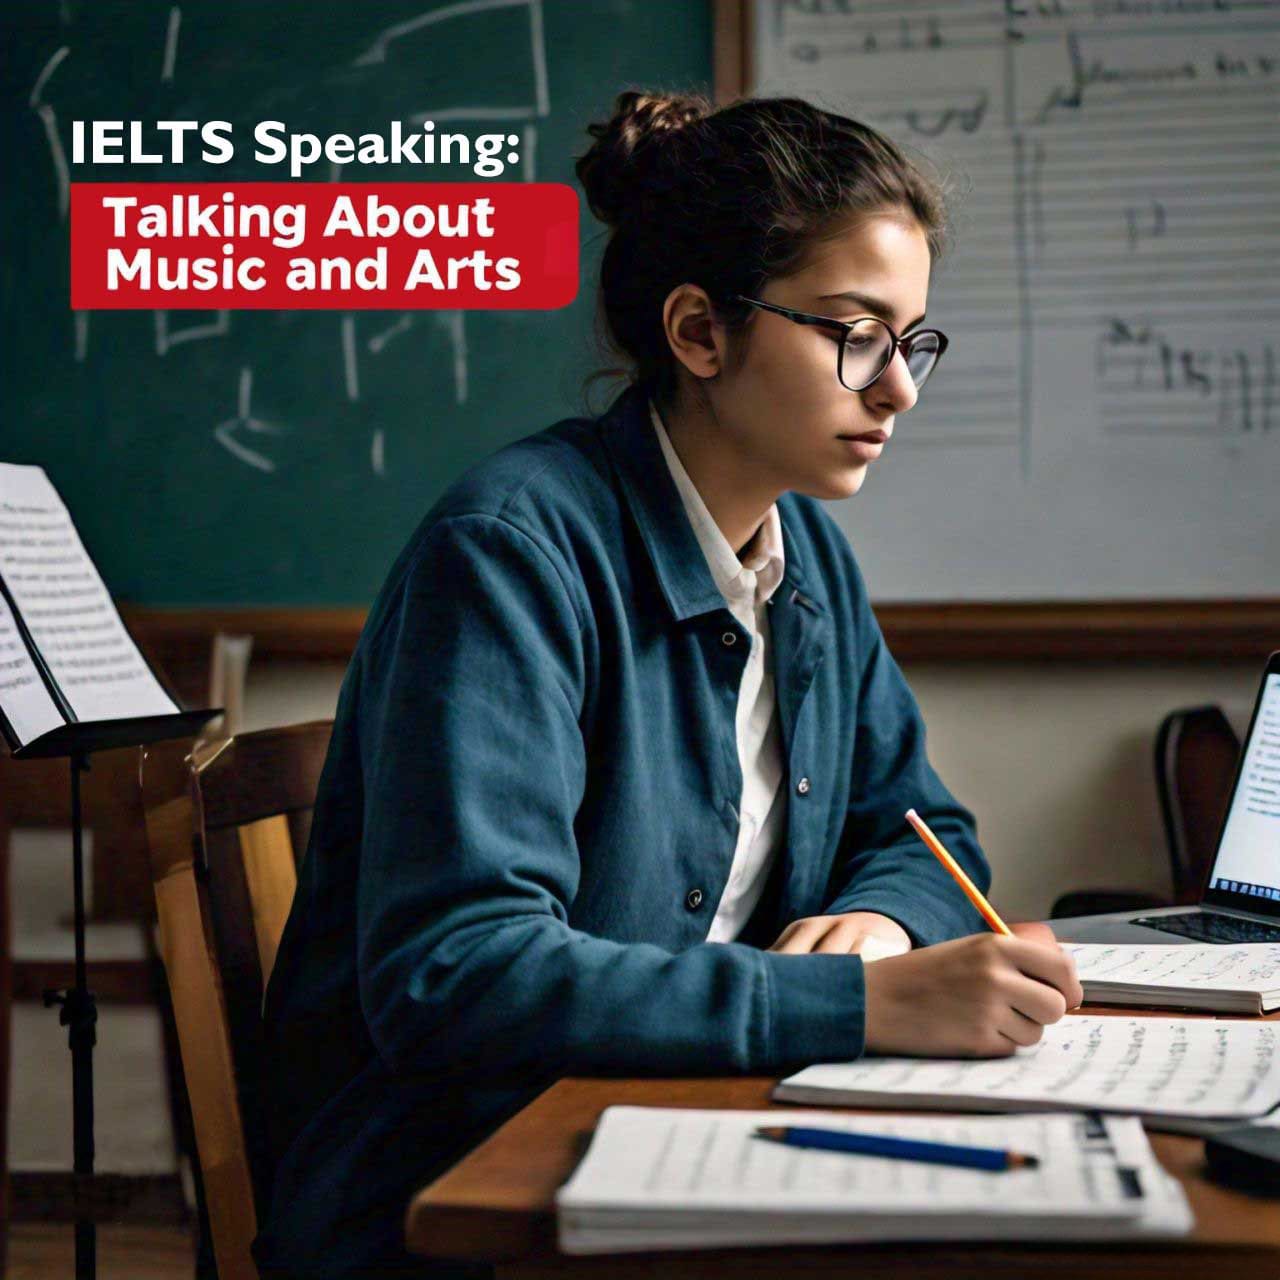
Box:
[1050,706,1243,919]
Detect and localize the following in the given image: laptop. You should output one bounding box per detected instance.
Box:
[1052,650,1280,946]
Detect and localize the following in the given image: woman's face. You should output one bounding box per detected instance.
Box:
[713,211,933,501]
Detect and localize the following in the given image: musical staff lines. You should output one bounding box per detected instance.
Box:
[754,0,1279,474]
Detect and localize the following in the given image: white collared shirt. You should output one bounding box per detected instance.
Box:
[649,399,787,943]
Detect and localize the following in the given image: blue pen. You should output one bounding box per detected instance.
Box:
[753,1126,1040,1172]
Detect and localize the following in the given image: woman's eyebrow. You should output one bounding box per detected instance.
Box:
[817,289,926,331]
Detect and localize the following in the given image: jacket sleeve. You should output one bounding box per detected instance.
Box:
[821,552,991,946]
[356,512,868,1084]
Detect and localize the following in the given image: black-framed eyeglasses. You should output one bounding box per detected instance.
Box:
[731,294,949,394]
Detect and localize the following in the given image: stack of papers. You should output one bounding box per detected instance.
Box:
[774,1016,1280,1132]
[1066,943,1280,1013]
[555,1107,1191,1254]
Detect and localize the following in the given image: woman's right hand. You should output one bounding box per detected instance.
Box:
[861,932,1084,1058]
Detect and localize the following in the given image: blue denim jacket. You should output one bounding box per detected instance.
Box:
[255,380,989,1277]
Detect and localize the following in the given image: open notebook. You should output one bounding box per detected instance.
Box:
[1067,943,1280,1014]
[774,1017,1280,1134]
[555,1107,1191,1254]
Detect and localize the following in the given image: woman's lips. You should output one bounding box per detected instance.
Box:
[837,429,888,445]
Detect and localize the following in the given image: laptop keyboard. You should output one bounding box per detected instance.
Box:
[1131,911,1280,944]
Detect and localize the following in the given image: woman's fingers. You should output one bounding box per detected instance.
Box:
[1009,920,1057,947]
[769,918,830,953]
[1007,971,1069,1027]
[814,920,866,954]
[1003,936,1084,1008]
[999,1004,1051,1047]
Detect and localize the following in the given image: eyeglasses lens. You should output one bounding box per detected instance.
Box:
[840,321,942,392]
[839,319,894,391]
[904,332,941,390]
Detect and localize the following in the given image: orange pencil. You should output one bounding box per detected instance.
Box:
[904,808,1013,937]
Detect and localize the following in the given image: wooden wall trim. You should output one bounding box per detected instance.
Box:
[712,0,751,102]
[121,602,1279,665]
[121,607,366,663]
[877,600,1280,661]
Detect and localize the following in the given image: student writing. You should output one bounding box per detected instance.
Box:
[254,91,1082,1280]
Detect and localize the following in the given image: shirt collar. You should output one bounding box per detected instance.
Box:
[648,398,785,607]
[597,381,817,622]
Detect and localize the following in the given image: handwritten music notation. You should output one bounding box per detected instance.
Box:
[776,1017,1280,1120]
[755,0,1280,477]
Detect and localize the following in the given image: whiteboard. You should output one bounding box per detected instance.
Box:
[750,0,1279,602]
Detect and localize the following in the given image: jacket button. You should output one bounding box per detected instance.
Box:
[685,888,704,911]
[796,776,811,795]
[721,631,736,646]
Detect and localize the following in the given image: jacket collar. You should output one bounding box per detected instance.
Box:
[598,382,824,622]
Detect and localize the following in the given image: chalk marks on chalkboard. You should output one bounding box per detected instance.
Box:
[28,0,548,478]
[342,316,360,402]
[521,121,537,181]
[29,45,71,220]
[155,310,230,357]
[367,314,415,355]
[436,310,469,405]
[355,0,552,130]
[161,7,181,84]
[214,367,282,474]
[342,309,469,405]
[29,43,68,107]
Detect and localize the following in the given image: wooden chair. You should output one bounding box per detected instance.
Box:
[1153,705,1242,903]
[141,721,332,1280]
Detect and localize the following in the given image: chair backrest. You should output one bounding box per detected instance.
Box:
[142,720,332,1280]
[1154,705,1242,903]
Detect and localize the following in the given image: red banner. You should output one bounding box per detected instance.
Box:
[70,182,579,309]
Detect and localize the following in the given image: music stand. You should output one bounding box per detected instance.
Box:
[9,709,218,1280]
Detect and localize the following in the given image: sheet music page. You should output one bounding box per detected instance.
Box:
[779,1017,1280,1119]
[750,1,1279,600]
[1067,943,1280,991]
[557,1108,1140,1217]
[0,464,178,724]
[0,587,63,745]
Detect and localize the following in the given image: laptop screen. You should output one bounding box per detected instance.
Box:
[1204,671,1280,914]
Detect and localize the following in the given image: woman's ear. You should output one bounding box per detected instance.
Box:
[662,284,726,382]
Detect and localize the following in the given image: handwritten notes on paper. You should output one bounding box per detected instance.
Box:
[775,1017,1280,1122]
[556,1108,1191,1253]
[1063,943,1280,1014]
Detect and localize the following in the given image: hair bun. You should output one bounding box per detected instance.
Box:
[576,89,711,227]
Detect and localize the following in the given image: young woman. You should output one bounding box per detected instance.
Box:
[254,92,1081,1280]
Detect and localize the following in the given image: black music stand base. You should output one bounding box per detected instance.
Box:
[42,754,97,1280]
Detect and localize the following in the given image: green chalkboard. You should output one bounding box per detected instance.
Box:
[2,0,711,605]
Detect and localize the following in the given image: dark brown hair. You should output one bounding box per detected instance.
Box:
[574,90,951,410]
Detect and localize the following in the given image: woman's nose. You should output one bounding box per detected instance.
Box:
[866,347,919,413]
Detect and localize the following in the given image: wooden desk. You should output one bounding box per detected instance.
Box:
[407,1038,1280,1279]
